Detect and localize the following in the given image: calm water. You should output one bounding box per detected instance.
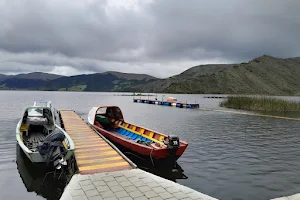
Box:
[0,91,300,200]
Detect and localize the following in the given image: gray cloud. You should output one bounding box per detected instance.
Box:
[0,0,299,77]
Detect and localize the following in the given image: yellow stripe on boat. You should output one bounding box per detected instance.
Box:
[149,131,154,138]
[119,125,165,146]
[132,126,136,131]
[158,135,165,141]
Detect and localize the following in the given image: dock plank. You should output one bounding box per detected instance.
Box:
[60,110,132,174]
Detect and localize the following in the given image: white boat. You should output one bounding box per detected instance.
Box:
[16,100,74,167]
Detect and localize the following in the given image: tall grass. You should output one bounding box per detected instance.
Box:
[220,96,300,112]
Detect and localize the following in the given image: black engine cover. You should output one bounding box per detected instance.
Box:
[167,135,180,149]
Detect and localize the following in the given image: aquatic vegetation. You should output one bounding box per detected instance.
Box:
[220,96,300,112]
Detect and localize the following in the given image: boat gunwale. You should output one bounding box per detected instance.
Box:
[88,106,188,146]
[16,105,75,162]
[91,121,188,151]
[93,125,158,150]
[118,120,188,146]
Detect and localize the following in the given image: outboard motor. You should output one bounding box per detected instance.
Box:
[44,130,65,142]
[167,135,180,150]
[165,135,180,168]
[38,130,67,169]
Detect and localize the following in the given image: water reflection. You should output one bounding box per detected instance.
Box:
[16,144,74,200]
[142,165,188,182]
[261,111,300,118]
[1,91,299,200]
[124,151,188,182]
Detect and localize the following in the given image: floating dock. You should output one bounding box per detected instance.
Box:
[133,99,200,109]
[59,110,216,200]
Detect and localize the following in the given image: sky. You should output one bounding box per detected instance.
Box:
[0,0,299,78]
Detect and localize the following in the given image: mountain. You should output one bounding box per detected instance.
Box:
[14,72,63,80]
[133,55,300,95]
[41,72,158,92]
[0,74,9,82]
[103,71,156,81]
[1,78,47,89]
[0,72,63,90]
[1,55,300,95]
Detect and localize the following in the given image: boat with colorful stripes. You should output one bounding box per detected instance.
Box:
[88,106,188,167]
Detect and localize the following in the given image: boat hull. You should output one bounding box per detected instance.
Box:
[16,121,75,164]
[18,144,74,163]
[92,125,187,163]
[88,106,188,167]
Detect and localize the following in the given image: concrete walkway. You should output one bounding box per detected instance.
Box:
[271,193,300,200]
[60,169,217,200]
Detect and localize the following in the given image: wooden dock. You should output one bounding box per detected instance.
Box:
[60,110,132,174]
[59,110,217,200]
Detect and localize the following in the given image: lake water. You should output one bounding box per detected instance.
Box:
[0,91,300,200]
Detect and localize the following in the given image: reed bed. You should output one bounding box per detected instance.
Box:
[220,96,300,112]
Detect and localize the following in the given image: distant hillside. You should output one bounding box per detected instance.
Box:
[14,72,63,80]
[103,71,156,81]
[1,55,300,95]
[0,74,9,82]
[1,78,47,89]
[41,72,159,92]
[133,55,300,95]
[0,72,63,90]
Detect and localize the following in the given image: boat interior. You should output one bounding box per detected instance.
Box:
[94,107,167,146]
[20,107,55,152]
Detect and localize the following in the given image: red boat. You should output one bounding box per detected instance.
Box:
[88,106,188,167]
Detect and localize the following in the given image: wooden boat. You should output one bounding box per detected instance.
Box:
[16,100,74,167]
[88,106,188,167]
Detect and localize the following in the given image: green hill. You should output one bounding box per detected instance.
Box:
[14,72,63,80]
[133,55,300,95]
[42,72,158,92]
[0,72,63,90]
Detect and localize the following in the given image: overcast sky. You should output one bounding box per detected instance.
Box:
[0,0,299,78]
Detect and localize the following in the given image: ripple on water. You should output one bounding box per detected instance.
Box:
[1,91,300,200]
